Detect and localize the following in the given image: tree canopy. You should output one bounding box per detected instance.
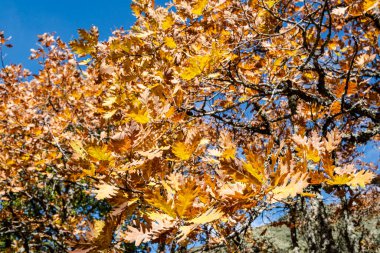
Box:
[0,0,379,252]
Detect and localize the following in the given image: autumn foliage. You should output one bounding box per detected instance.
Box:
[0,0,379,252]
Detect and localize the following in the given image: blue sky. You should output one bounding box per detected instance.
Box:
[0,0,167,71]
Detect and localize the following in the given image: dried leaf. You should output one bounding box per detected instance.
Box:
[172,142,193,161]
[93,183,118,200]
[189,208,224,224]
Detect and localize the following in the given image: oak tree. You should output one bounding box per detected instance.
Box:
[0,0,379,252]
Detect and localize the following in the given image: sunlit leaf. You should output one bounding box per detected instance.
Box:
[93,183,118,200]
[128,110,150,124]
[172,142,193,161]
[192,0,208,15]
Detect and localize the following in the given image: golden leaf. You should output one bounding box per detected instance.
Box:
[306,148,320,163]
[164,37,177,49]
[175,181,200,218]
[172,142,193,161]
[70,140,87,159]
[131,4,141,17]
[87,145,112,161]
[93,220,105,238]
[147,211,174,222]
[264,0,277,8]
[271,173,309,201]
[347,170,375,188]
[82,164,96,177]
[363,0,378,12]
[177,224,197,242]
[192,0,208,15]
[222,147,236,160]
[180,55,211,80]
[162,14,175,30]
[189,208,224,224]
[300,192,316,198]
[93,183,118,200]
[103,109,117,119]
[326,174,353,186]
[329,100,341,115]
[102,96,117,107]
[127,110,150,124]
[145,191,176,218]
[243,162,265,185]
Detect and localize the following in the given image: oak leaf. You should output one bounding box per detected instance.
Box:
[127,110,150,124]
[93,183,118,200]
[162,14,175,30]
[175,181,200,218]
[87,145,113,161]
[70,140,87,159]
[145,191,176,218]
[172,142,194,161]
[347,170,375,188]
[192,0,208,15]
[164,37,177,49]
[189,208,224,224]
[271,173,309,201]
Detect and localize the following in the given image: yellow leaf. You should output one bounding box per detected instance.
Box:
[87,145,113,161]
[131,4,141,17]
[273,57,283,66]
[264,0,277,8]
[93,220,105,238]
[79,58,91,65]
[363,0,378,12]
[164,37,177,49]
[238,95,249,102]
[300,192,316,198]
[243,162,264,185]
[222,147,236,160]
[165,106,175,118]
[175,181,200,218]
[103,109,117,119]
[128,110,150,124]
[177,224,197,242]
[93,183,118,200]
[83,164,96,177]
[306,148,320,163]
[180,55,211,80]
[304,72,314,79]
[192,0,208,15]
[347,170,375,188]
[145,191,176,218]
[147,211,174,221]
[162,14,175,30]
[271,173,309,201]
[102,96,117,107]
[189,208,224,224]
[172,142,193,161]
[70,140,87,159]
[326,174,353,186]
